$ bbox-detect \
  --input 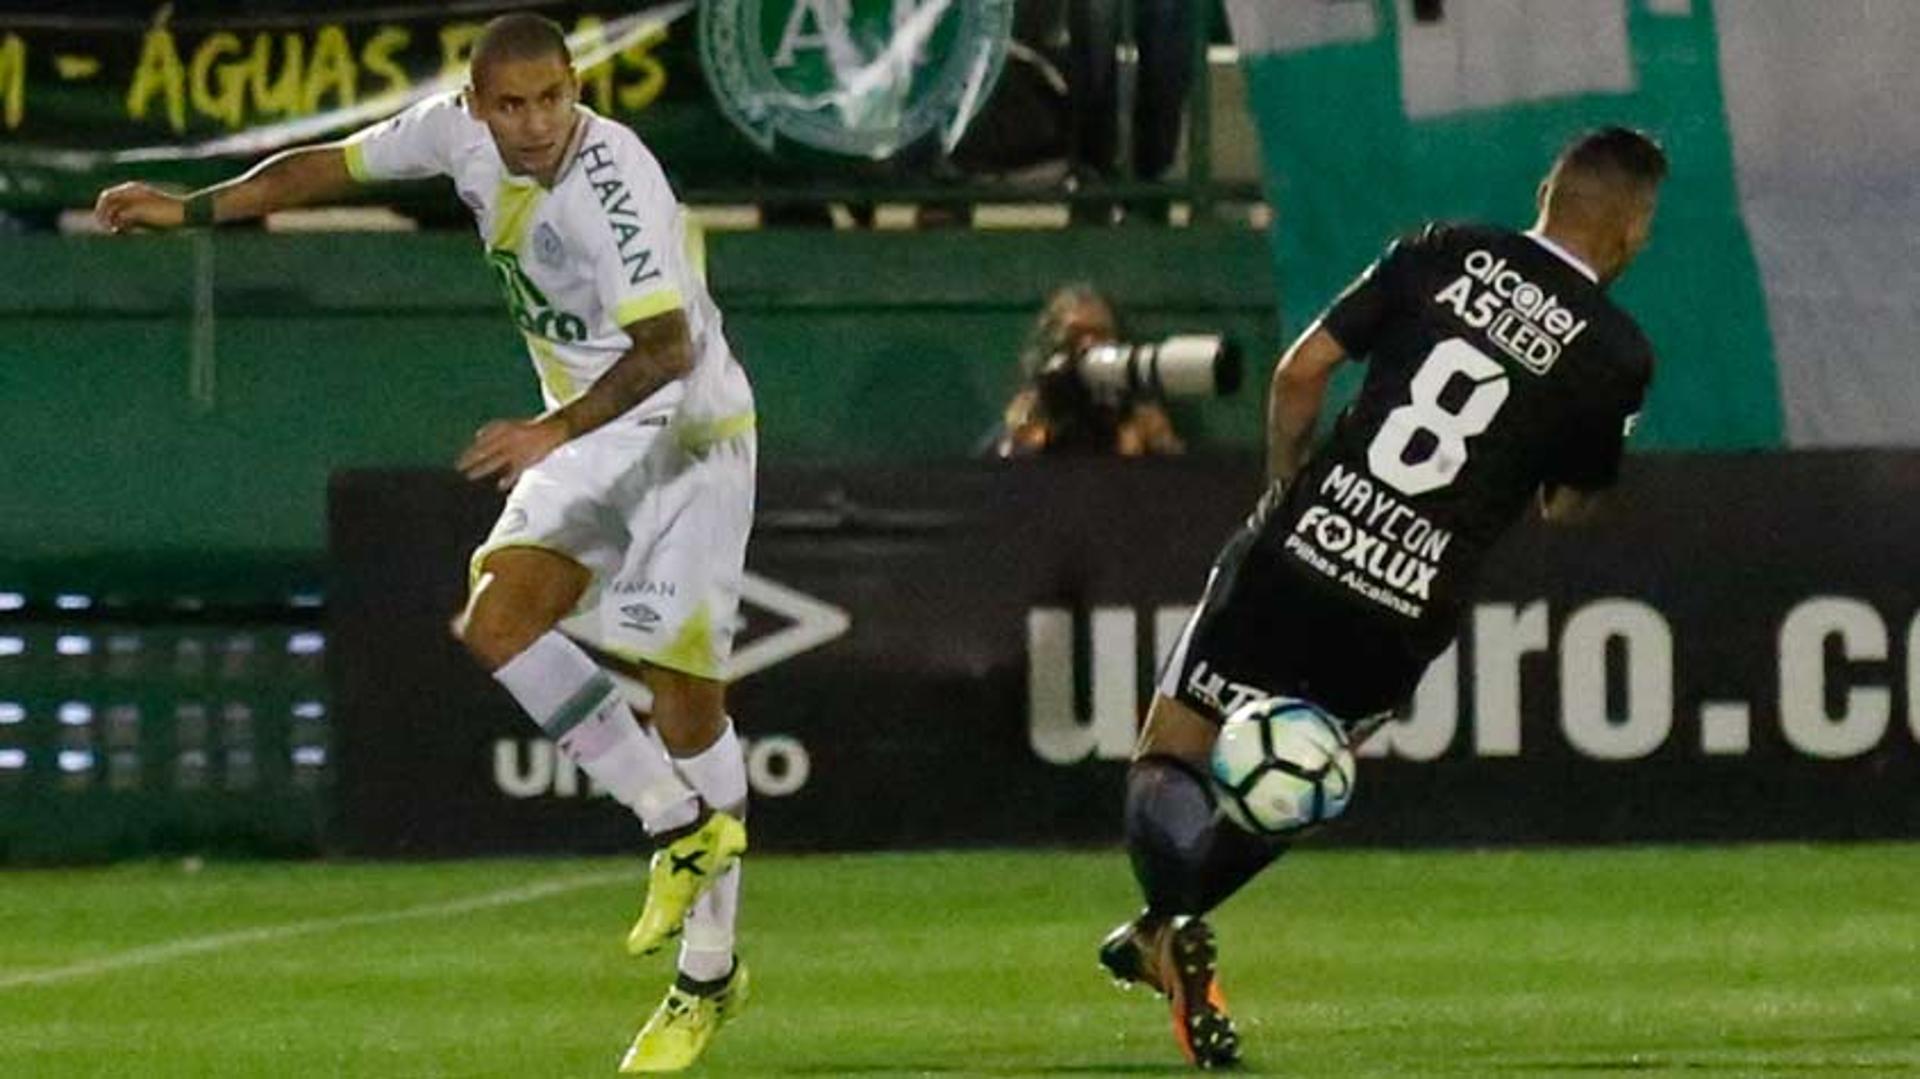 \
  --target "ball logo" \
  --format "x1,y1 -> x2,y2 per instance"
699,0 -> 1013,159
